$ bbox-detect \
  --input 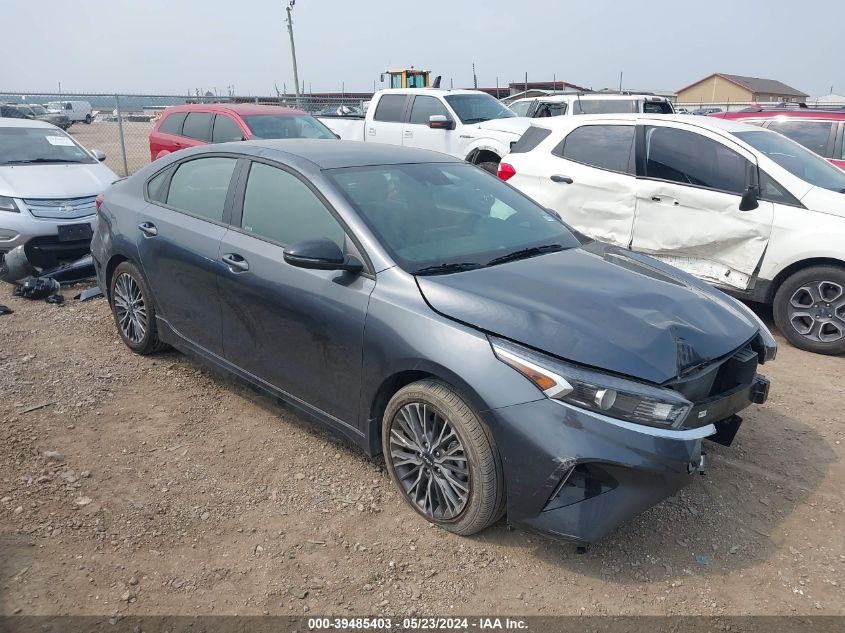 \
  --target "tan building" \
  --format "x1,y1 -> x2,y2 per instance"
677,73 -> 808,104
